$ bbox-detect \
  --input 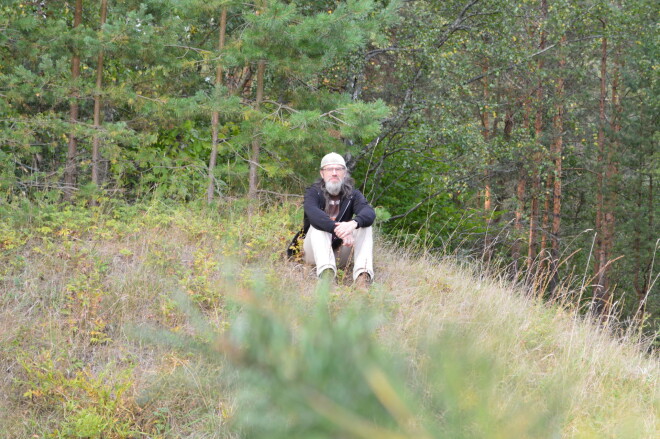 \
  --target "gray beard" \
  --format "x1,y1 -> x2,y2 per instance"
315,174 -> 353,198
325,180 -> 342,196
